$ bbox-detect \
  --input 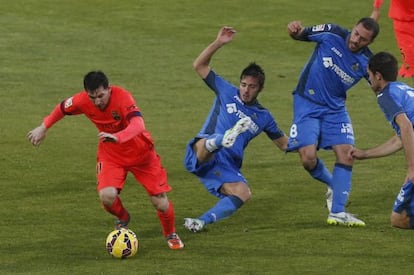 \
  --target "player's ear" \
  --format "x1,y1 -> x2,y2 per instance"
375,71 -> 382,81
